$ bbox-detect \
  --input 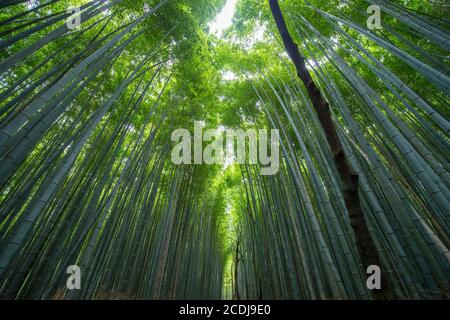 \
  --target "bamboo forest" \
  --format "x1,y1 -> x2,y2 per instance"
0,0 -> 449,301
